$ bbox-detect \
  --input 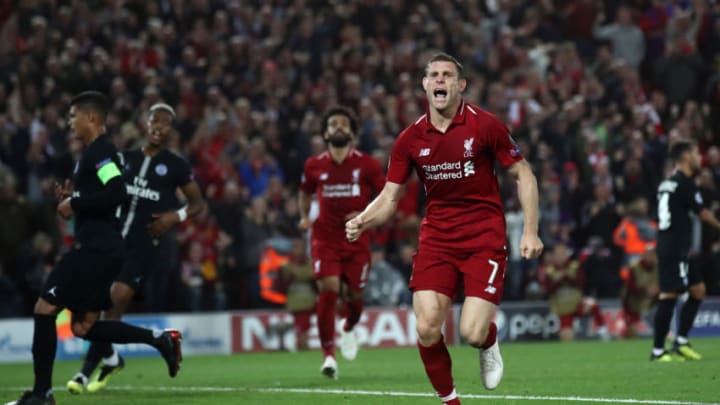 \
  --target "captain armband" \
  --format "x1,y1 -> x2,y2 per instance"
96,158 -> 122,185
